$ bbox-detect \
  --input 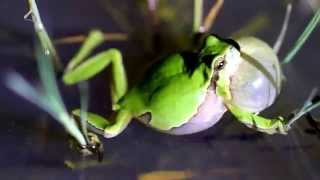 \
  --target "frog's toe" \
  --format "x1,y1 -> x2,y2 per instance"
103,129 -> 120,138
